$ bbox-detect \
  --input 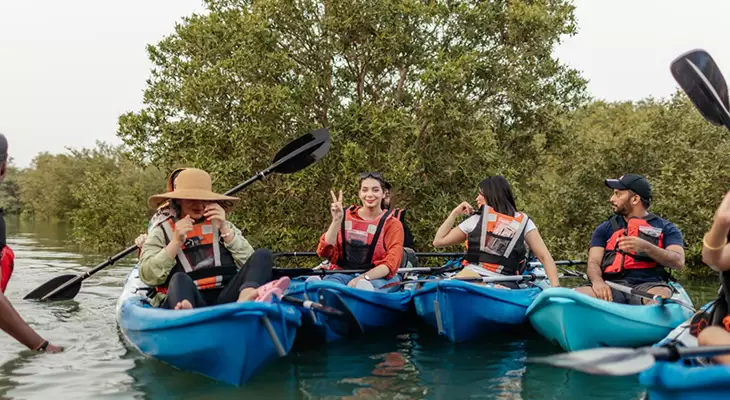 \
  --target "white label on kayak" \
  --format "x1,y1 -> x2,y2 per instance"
202,224 -> 213,234
367,224 -> 377,234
